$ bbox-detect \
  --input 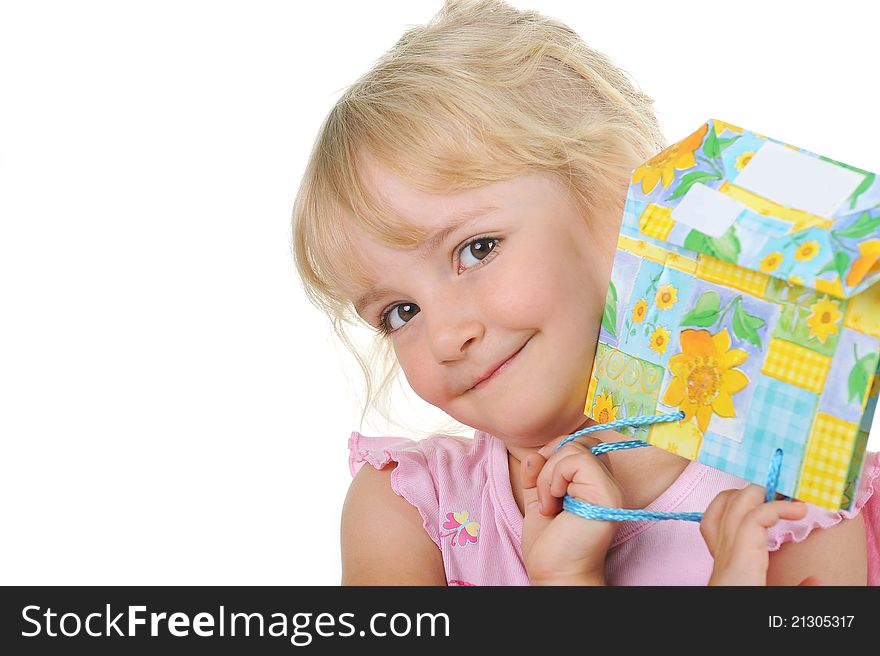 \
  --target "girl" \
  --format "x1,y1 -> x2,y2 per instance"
292,0 -> 879,585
